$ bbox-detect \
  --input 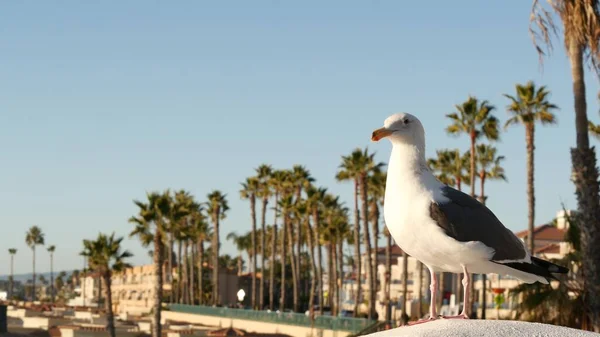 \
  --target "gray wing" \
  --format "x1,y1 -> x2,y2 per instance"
429,185 -> 526,261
